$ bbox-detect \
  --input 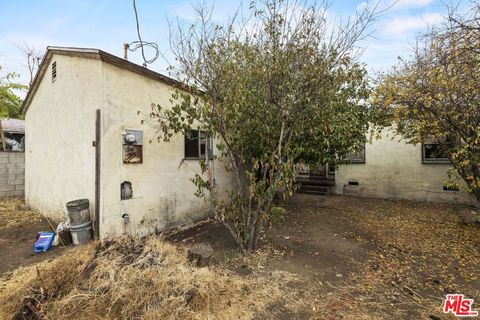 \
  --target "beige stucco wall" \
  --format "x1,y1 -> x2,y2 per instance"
25,54 -> 100,221
98,62 -> 230,238
335,129 -> 477,205
26,53 -> 231,236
